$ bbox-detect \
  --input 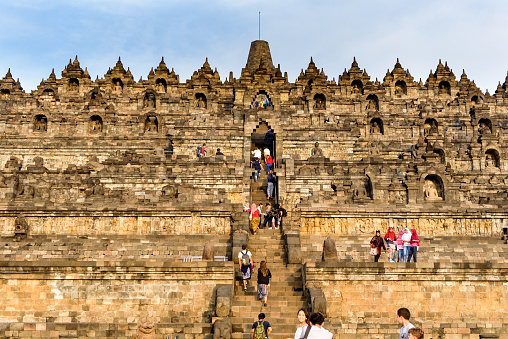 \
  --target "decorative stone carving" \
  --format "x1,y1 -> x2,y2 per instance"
13,177 -> 34,198
424,178 -> 443,201
89,116 -> 103,133
310,142 -> 324,157
163,139 -> 174,156
314,98 -> 323,109
34,115 -> 47,132
161,185 -> 178,198
14,215 -> 29,241
133,317 -> 156,339
213,318 -> 232,339
5,156 -> 22,171
370,121 -> 380,134
353,178 -> 372,200
196,95 -> 206,108
145,116 -> 158,132
86,178 -> 105,196
144,93 -> 155,108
